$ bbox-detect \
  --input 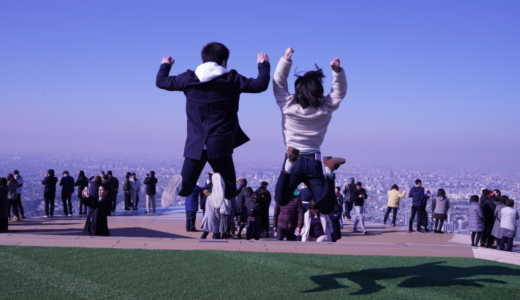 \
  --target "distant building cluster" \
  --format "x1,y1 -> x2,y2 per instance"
1,154 -> 519,241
